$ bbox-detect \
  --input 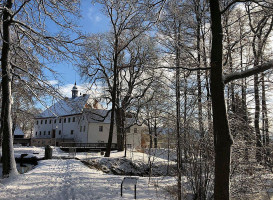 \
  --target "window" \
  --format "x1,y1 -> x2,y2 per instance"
35,132 -> 37,136
45,120 -> 47,124
71,130 -> 74,135
134,128 -> 137,133
36,120 -> 38,125
48,131 -> 50,135
59,118 -> 62,123
73,117 -> 75,122
68,118 -> 71,123
64,118 -> 66,123
80,126 -> 82,132
41,120 -> 43,124
39,131 -> 41,135
83,116 -> 84,120
83,126 -> 86,132
44,131 -> 46,135
59,130 -> 61,135
54,119 -> 56,124
49,120 -> 52,124
99,126 -> 103,132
